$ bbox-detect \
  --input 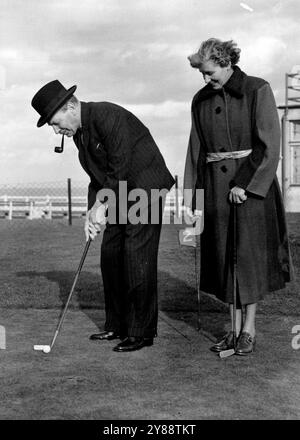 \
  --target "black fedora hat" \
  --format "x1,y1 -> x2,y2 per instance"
31,80 -> 77,127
